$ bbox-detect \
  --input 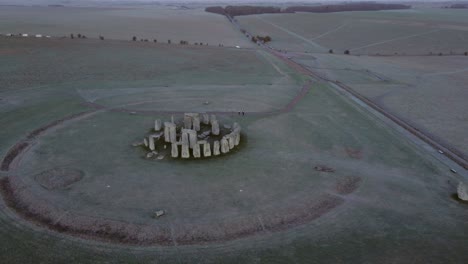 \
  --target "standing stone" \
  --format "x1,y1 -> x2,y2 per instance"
213,141 -> 221,156
458,182 -> 468,201
184,113 -> 192,129
171,143 -> 179,158
193,143 -> 201,158
149,136 -> 155,151
234,131 -> 241,146
181,129 -> 189,146
154,119 -> 162,131
232,122 -> 240,131
187,129 -> 198,149
168,124 -> 177,143
181,144 -> 190,158
164,123 -> 171,143
144,137 -> 149,147
227,134 -> 235,149
202,113 -> 210,125
203,142 -> 211,157
171,115 -> 175,124
210,114 -> 217,124
192,114 -> 201,131
221,137 -> 230,154
211,120 -> 220,135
